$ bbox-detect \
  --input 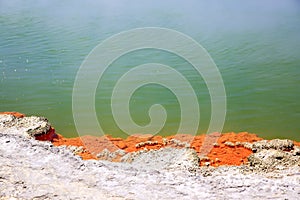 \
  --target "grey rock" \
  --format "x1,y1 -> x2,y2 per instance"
248,148 -> 300,171
67,145 -> 85,154
241,142 -> 253,150
0,114 -> 51,138
199,156 -> 210,162
163,138 -> 191,148
224,141 -> 235,147
135,141 -> 158,148
213,142 -> 220,147
97,148 -> 117,161
248,139 -> 299,172
252,139 -> 294,152
0,114 -> 16,125
292,146 -> 300,156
